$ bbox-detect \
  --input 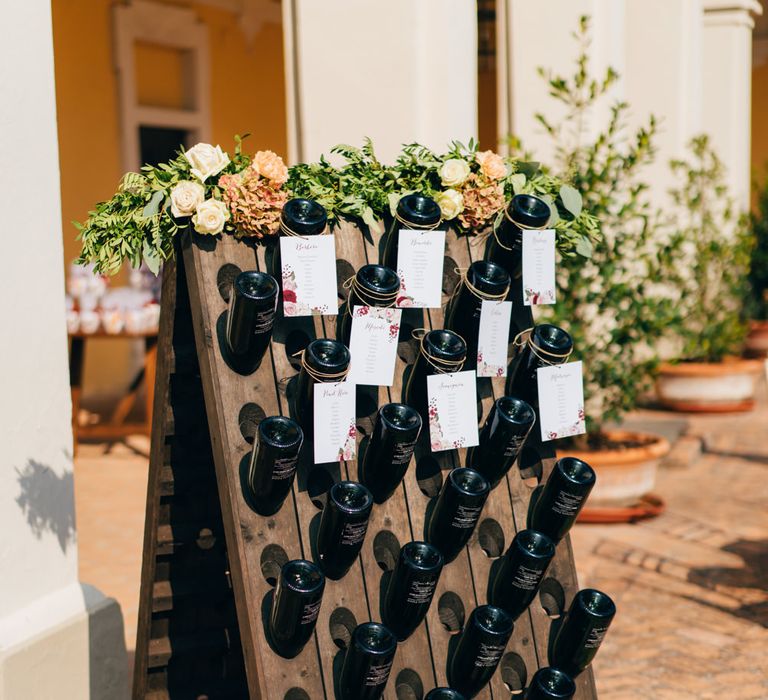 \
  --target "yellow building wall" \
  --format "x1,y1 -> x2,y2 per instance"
752,63 -> 768,179
52,0 -> 287,399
